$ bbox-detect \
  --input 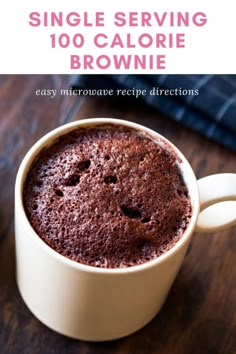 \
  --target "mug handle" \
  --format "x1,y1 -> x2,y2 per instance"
196,173 -> 236,232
